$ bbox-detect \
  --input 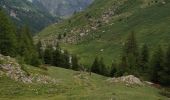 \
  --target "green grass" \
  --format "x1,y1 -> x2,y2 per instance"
0,66 -> 167,100
36,0 -> 170,66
